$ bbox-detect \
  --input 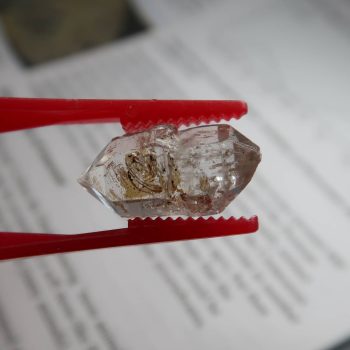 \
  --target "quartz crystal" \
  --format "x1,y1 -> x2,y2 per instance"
78,124 -> 261,217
